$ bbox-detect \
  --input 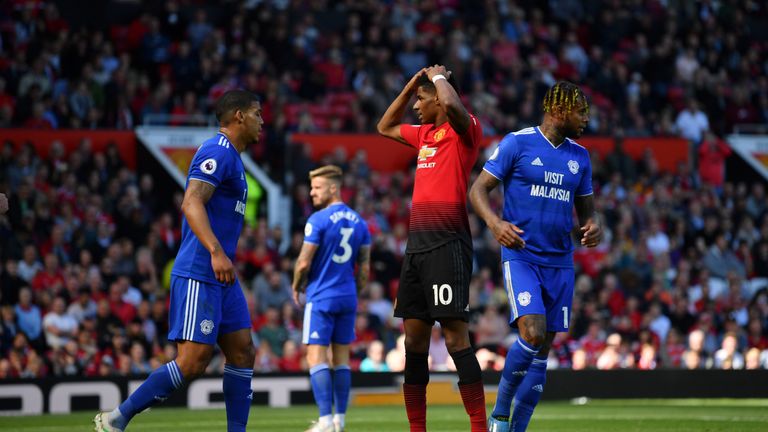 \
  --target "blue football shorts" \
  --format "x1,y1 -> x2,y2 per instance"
502,260 -> 575,332
168,275 -> 251,345
302,295 -> 357,346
